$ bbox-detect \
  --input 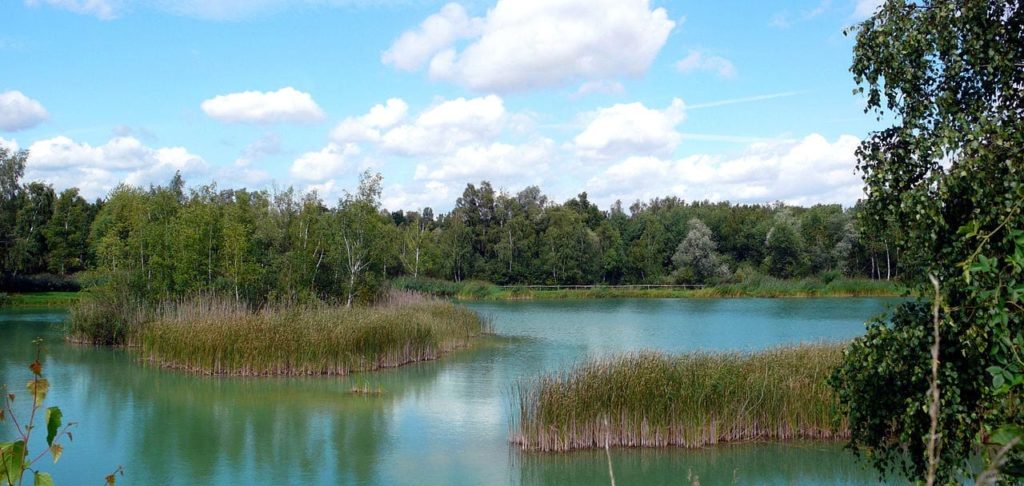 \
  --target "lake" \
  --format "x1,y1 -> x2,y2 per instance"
0,298 -> 902,485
